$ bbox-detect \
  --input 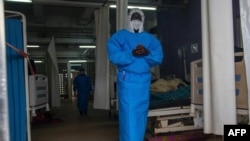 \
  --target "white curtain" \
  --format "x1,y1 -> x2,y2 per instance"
116,0 -> 128,30
93,6 -> 110,110
47,36 -> 60,107
239,0 -> 250,123
0,1 -> 10,141
201,0 -> 237,135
